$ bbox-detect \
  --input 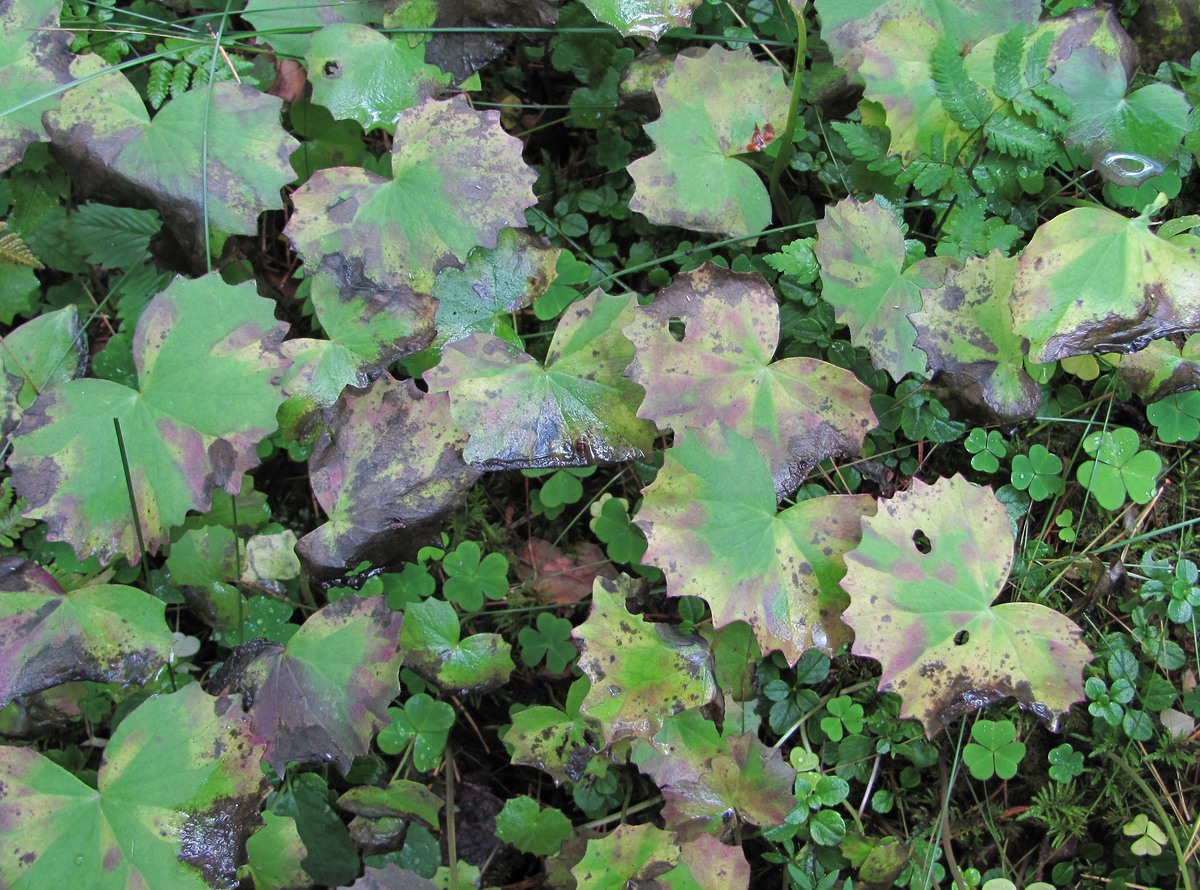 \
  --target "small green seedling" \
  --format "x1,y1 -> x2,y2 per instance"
820,695 -> 865,742
965,428 -> 1007,473
1076,426 -> 1162,511
377,693 -> 456,772
961,719 -> 1025,781
589,496 -> 648,565
1010,444 -> 1064,502
1123,814 -> 1167,856
1054,509 -> 1076,543
519,611 -> 578,673
1140,552 -> 1200,625
1146,390 -> 1200,443
442,540 -> 509,611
